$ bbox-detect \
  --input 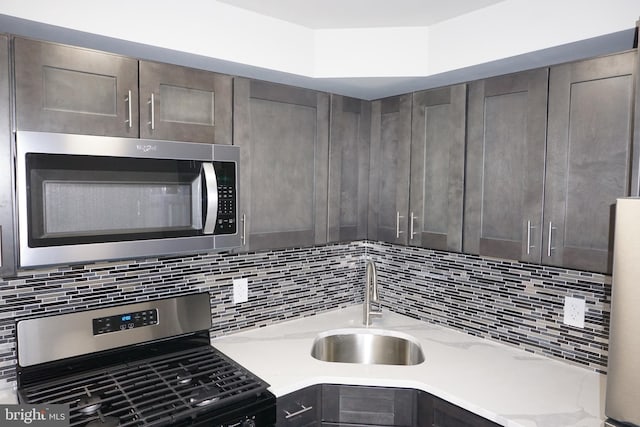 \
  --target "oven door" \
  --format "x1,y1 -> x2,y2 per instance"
16,131 -> 238,267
